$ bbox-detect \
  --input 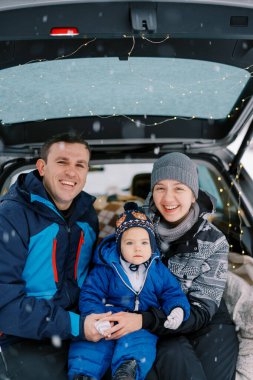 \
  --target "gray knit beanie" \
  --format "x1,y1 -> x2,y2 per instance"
151,152 -> 199,198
